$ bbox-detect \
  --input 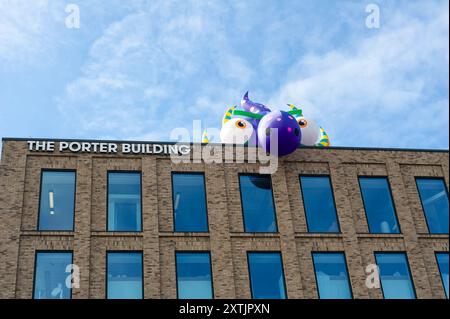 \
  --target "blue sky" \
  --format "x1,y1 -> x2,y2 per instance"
0,0 -> 448,151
